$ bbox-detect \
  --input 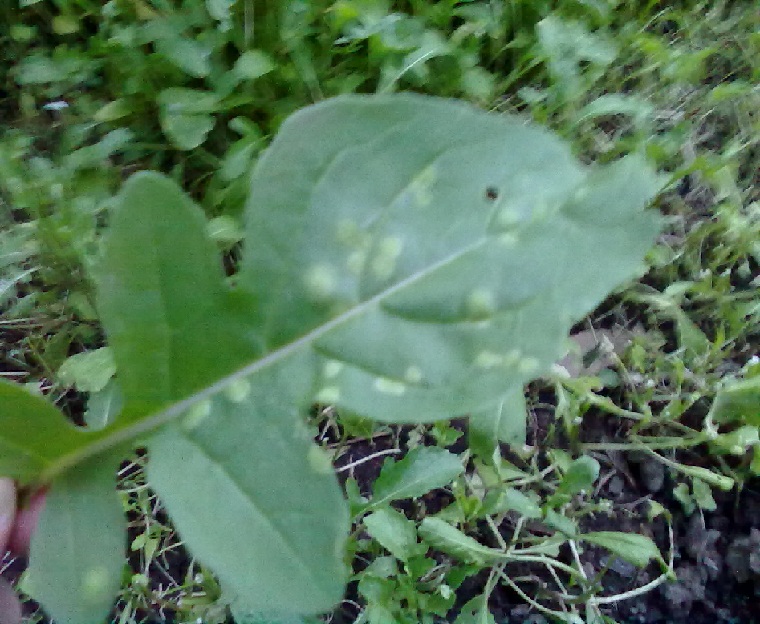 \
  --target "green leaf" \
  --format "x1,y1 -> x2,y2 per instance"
543,509 -> 577,537
672,482 -> 695,515
556,455 -> 600,497
418,517 -> 501,565
157,87 -> 220,115
66,129 -> 134,170
581,531 -> 661,568
632,292 -> 710,357
576,94 -> 654,129
220,138 -> 258,182
537,16 -> 617,98
357,575 -> 398,624
364,507 -> 420,562
454,593 -> 496,624
369,447 -> 463,509
241,94 -> 661,423
0,380 -> 87,484
160,113 -> 215,151
70,96 -> 658,457
57,347 -> 116,393
94,99 -> 132,123
146,365 -> 348,615
234,50 -> 276,80
157,89 -> 219,150
711,425 -> 759,456
207,215 -> 245,248
156,36 -> 212,78
469,387 -> 526,458
206,0 -> 236,25
491,487 -> 542,519
751,448 -> 760,475
708,376 -> 760,426
24,455 -> 126,624
96,172 -> 260,416
84,380 -> 123,431
691,478 -> 717,511
14,53 -> 84,84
